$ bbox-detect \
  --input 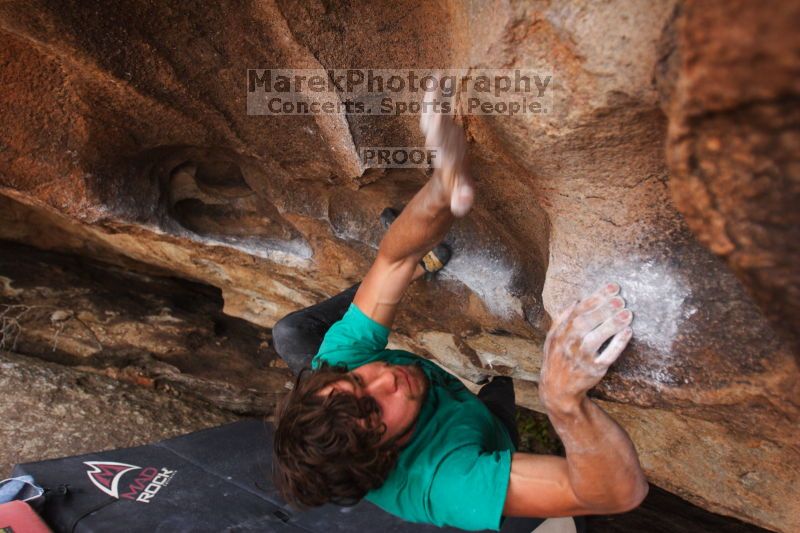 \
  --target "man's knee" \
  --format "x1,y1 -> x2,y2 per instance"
272,314 -> 304,359
272,313 -> 321,376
